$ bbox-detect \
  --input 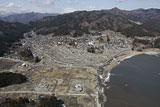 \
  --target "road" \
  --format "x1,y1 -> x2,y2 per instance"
0,91 -> 96,96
